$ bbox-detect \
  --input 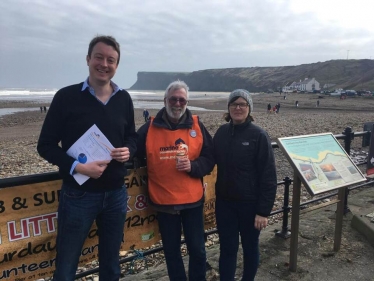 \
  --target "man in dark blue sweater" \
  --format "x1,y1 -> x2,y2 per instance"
37,35 -> 137,280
